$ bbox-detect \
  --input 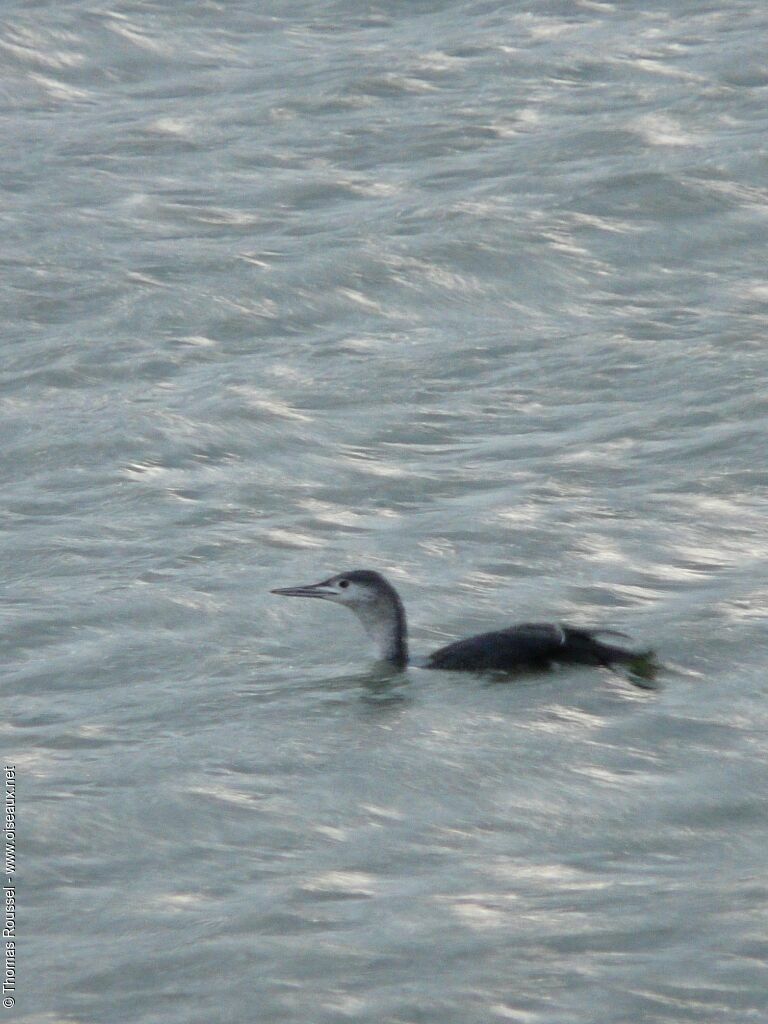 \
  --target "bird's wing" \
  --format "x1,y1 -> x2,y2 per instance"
426,623 -> 569,672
